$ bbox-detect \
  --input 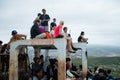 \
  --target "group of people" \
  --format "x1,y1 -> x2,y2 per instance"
0,8 -> 89,55
66,58 -> 120,80
30,55 -> 58,80
31,8 -> 88,53
0,8 -> 90,80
